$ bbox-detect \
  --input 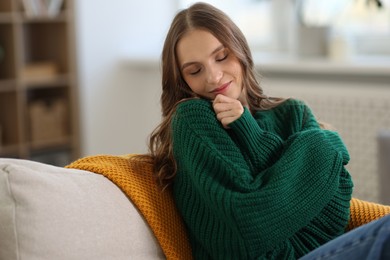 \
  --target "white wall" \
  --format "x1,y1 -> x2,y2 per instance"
74,0 -> 176,156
